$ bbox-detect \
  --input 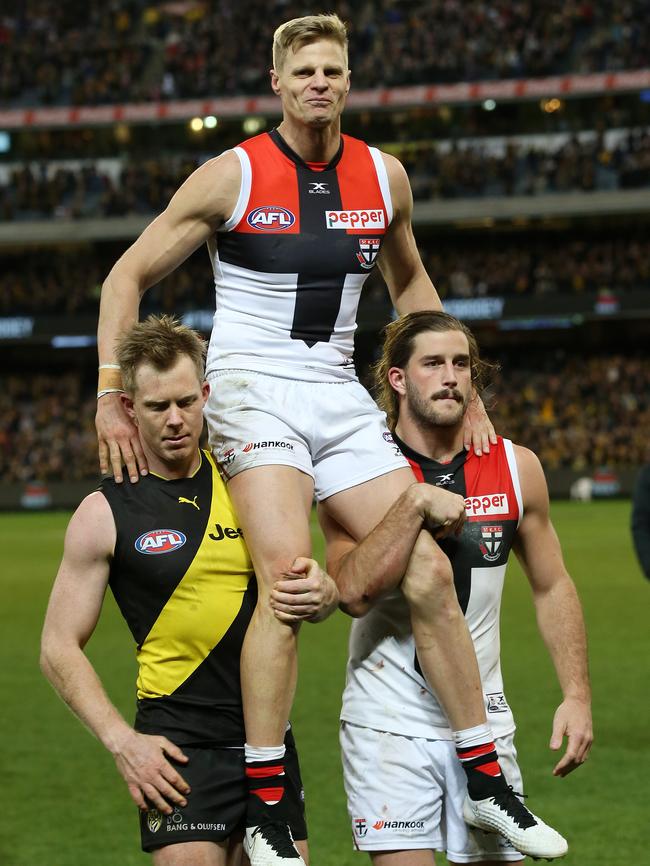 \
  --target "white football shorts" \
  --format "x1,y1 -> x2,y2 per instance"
204,369 -> 408,501
341,721 -> 524,863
